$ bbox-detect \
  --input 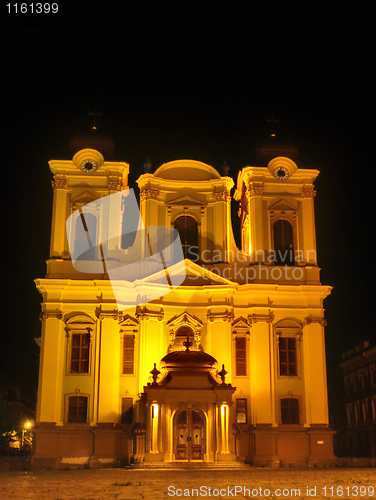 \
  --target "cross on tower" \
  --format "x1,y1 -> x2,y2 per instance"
266,114 -> 279,137
88,108 -> 102,131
